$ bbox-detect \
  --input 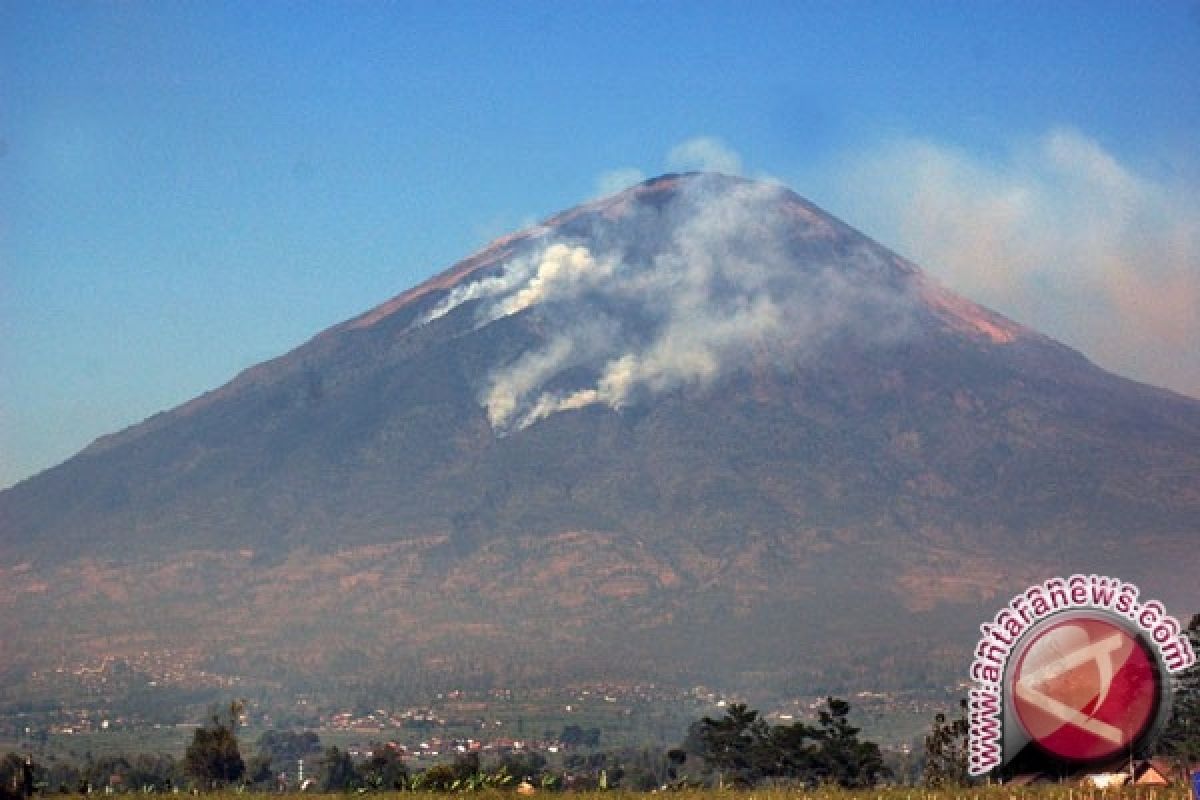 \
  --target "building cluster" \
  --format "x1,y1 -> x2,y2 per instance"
26,651 -> 242,695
